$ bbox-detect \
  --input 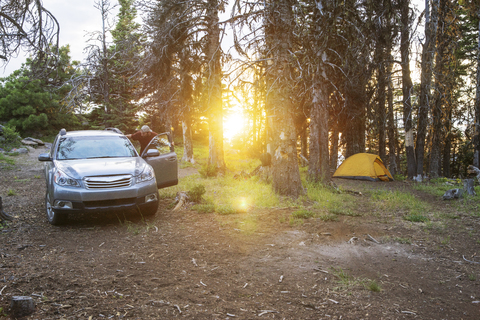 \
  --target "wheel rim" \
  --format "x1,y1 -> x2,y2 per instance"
45,193 -> 54,221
